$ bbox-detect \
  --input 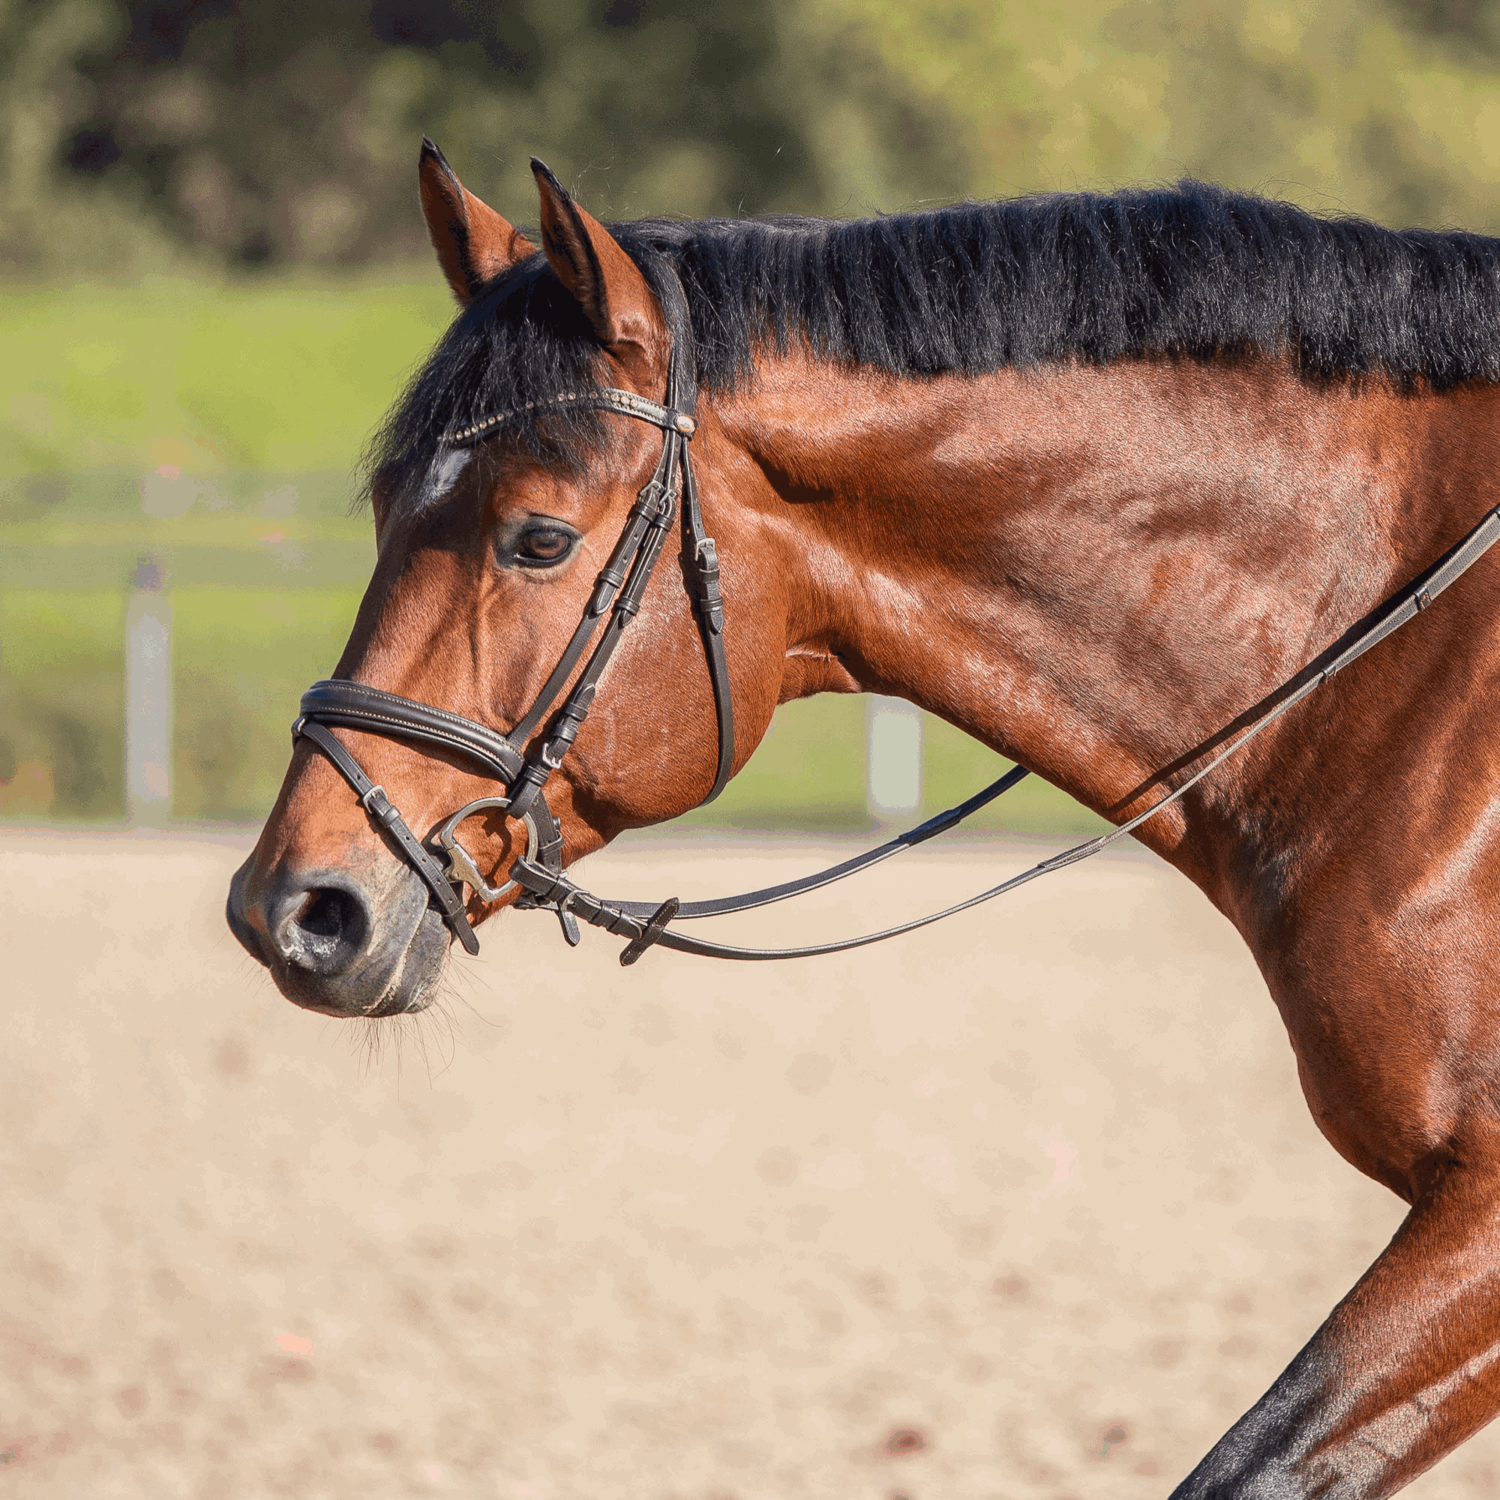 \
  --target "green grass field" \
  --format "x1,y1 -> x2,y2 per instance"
0,279 -> 1105,835
0,278 -> 453,479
